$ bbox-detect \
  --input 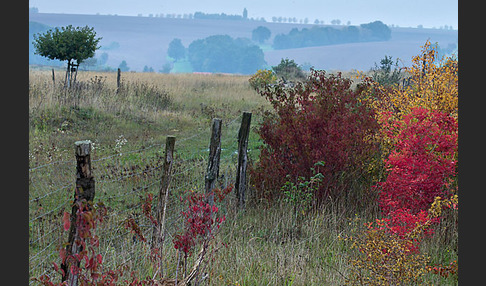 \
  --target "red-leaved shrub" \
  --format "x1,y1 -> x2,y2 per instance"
375,107 -> 458,216
251,70 -> 380,204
